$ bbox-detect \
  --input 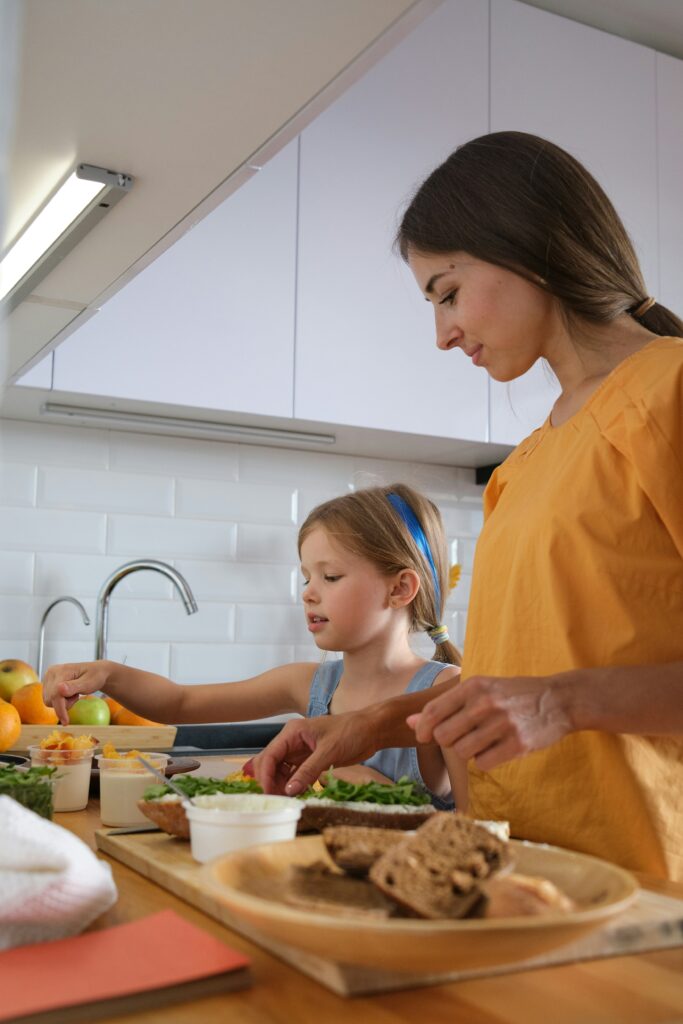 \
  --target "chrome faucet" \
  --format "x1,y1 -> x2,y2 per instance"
38,596 -> 91,678
95,559 -> 198,660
